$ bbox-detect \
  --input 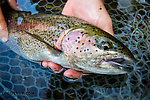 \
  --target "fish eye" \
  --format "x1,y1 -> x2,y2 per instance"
102,43 -> 110,50
100,41 -> 113,50
103,45 -> 109,50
